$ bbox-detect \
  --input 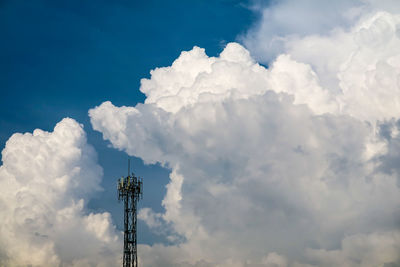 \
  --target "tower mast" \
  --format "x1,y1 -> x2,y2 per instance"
118,159 -> 143,267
